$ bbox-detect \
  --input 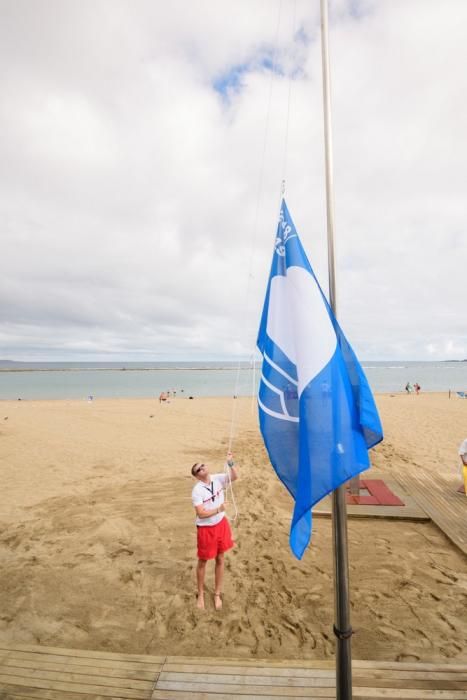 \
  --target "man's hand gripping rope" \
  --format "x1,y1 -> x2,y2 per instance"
224,451 -> 239,521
